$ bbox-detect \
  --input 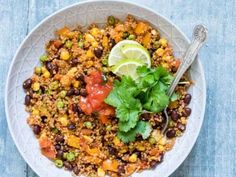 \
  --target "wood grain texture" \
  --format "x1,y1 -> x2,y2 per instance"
0,0 -> 235,177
